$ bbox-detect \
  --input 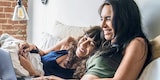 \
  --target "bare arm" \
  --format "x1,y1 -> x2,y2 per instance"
19,55 -> 41,76
32,75 -> 64,80
41,36 -> 75,55
81,37 -> 147,80
19,36 -> 76,56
